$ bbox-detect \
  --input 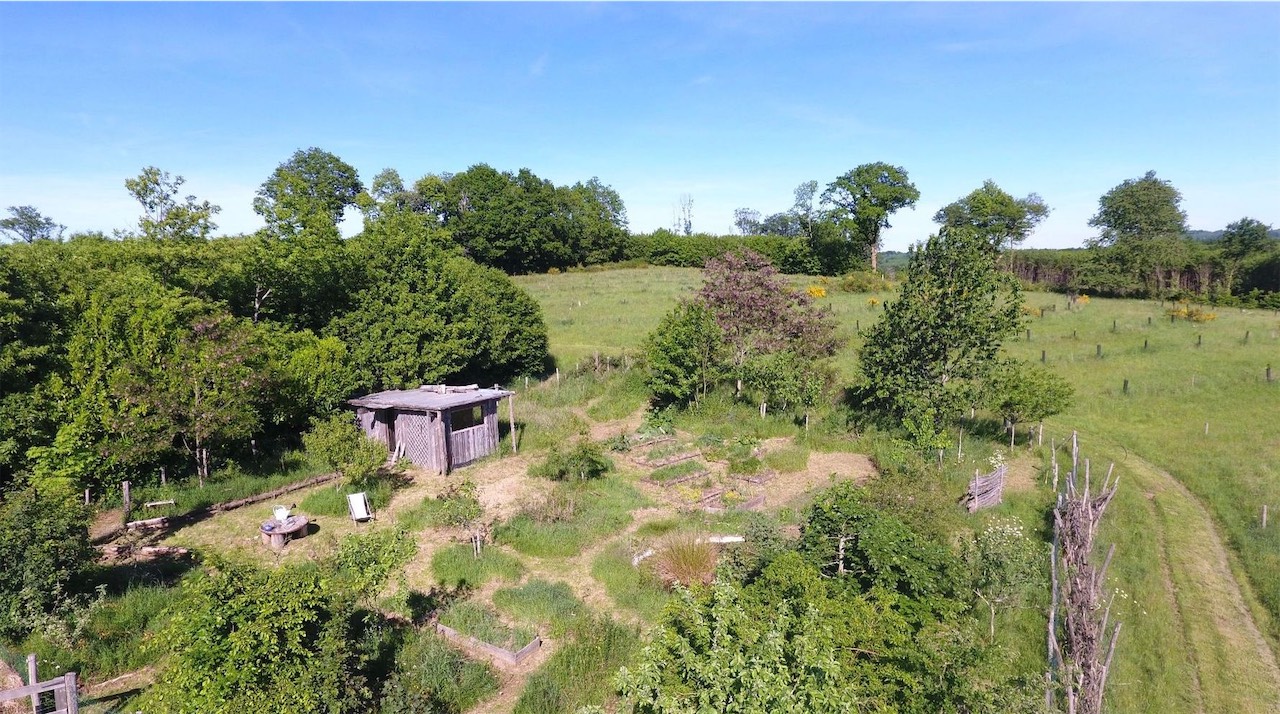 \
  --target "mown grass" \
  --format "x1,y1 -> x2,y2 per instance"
590,542 -> 670,623
493,579 -> 585,634
495,476 -> 649,558
512,615 -> 641,714
430,544 -> 524,590
438,600 -> 536,650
